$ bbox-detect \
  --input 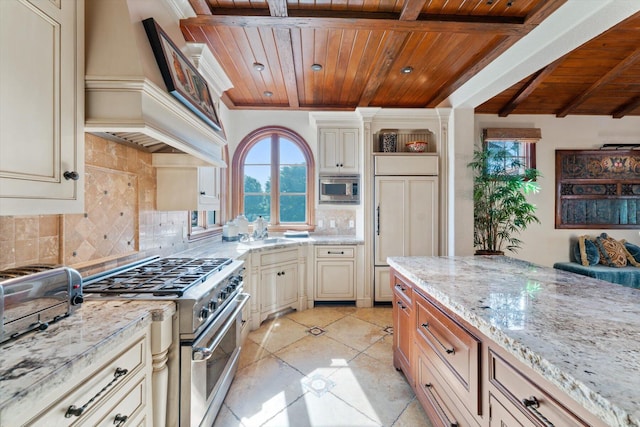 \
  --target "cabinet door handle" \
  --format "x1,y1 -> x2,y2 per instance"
376,205 -> 380,235
327,251 -> 344,255
423,383 -> 458,427
65,367 -> 129,418
395,283 -> 406,292
63,170 -> 80,181
114,414 -> 129,426
336,163 -> 340,167
522,396 -> 555,427
200,191 -> 206,195
396,300 -> 407,310
421,322 -> 455,355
